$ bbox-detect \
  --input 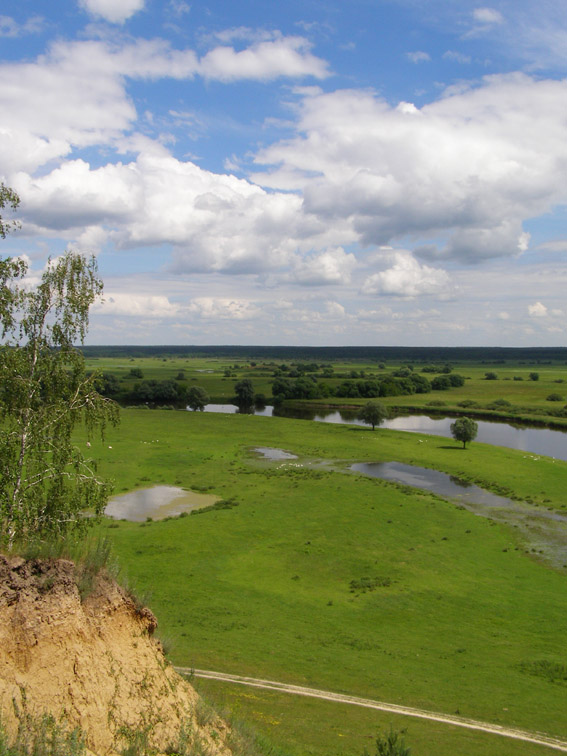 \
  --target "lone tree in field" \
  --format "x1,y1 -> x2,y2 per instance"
450,417 -> 478,449
187,385 -> 209,411
234,378 -> 255,407
359,401 -> 388,430
0,248 -> 119,547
